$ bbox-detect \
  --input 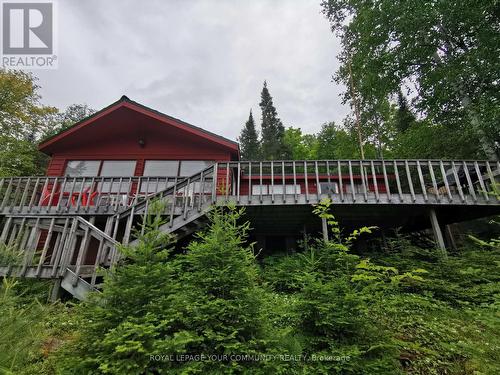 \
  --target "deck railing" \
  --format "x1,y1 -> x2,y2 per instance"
0,160 -> 499,217
117,159 -> 500,235
0,175 -> 186,215
0,159 -> 498,293
0,216 -> 118,286
213,159 -> 500,206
